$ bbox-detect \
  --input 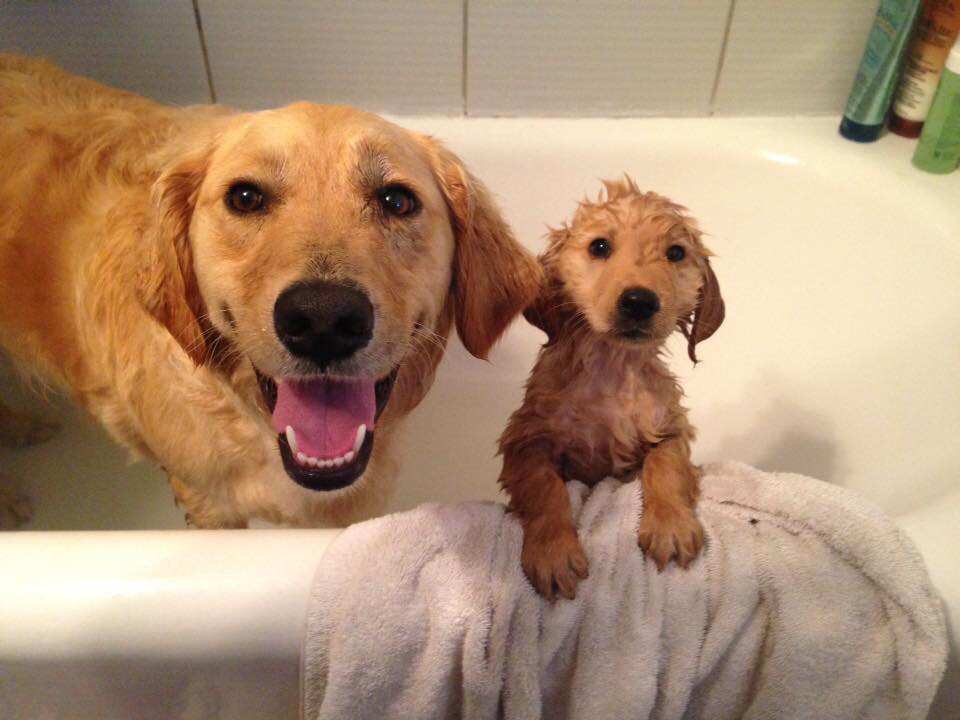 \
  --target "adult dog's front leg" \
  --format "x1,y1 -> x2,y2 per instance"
636,435 -> 704,571
500,442 -> 588,600
169,473 -> 248,529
